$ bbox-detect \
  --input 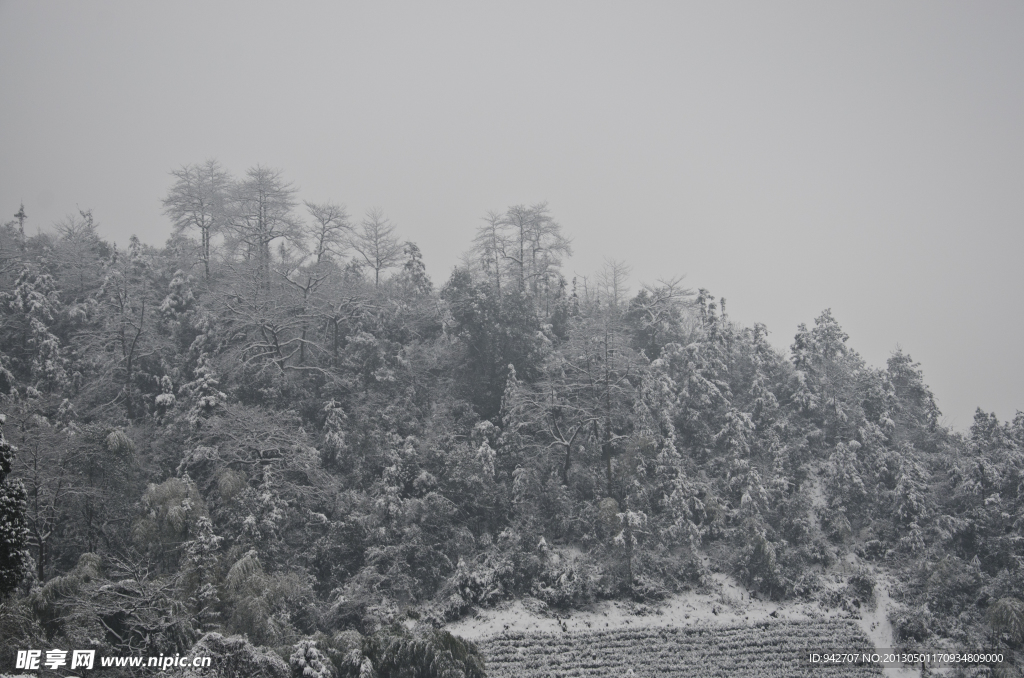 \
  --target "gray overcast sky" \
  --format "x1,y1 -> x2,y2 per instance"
1,1 -> 1022,429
